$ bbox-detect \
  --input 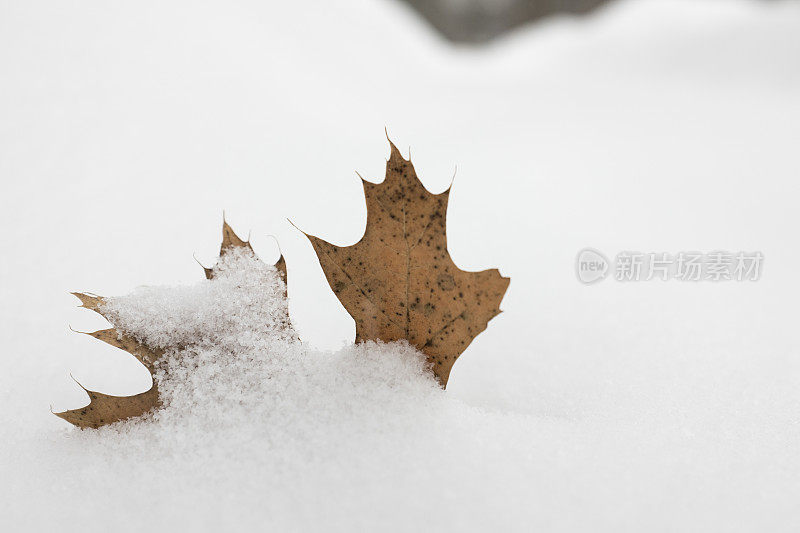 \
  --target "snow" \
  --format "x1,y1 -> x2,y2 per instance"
2,0 -> 800,531
71,251 -> 453,531
100,247 -> 293,350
